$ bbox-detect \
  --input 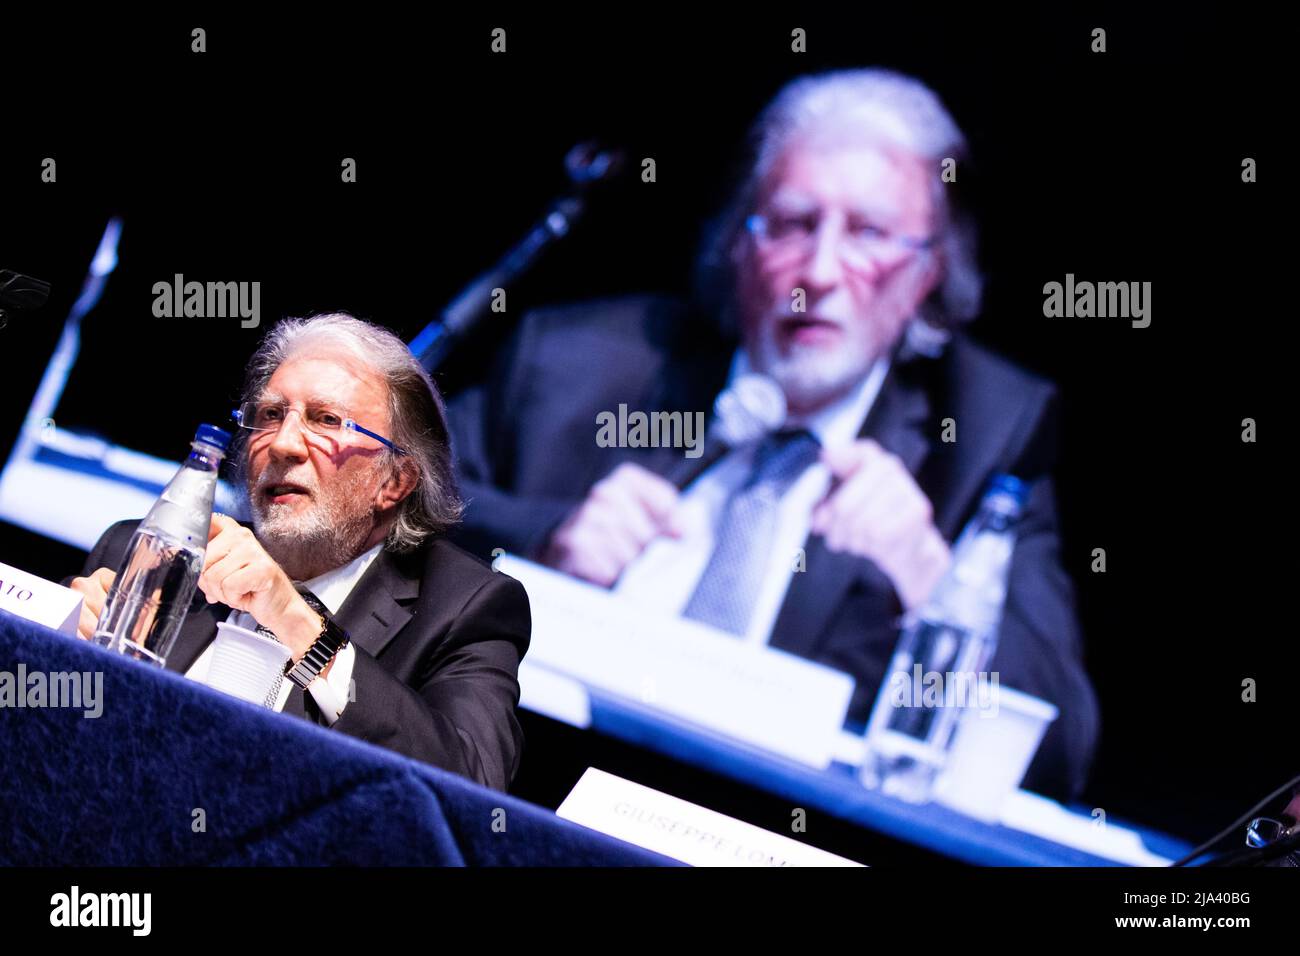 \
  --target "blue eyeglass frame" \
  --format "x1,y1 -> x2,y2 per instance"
231,405 -> 409,456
